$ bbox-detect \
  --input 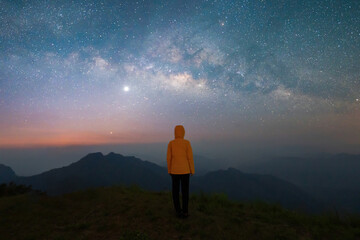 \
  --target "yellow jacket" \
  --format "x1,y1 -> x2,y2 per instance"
167,125 -> 195,174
